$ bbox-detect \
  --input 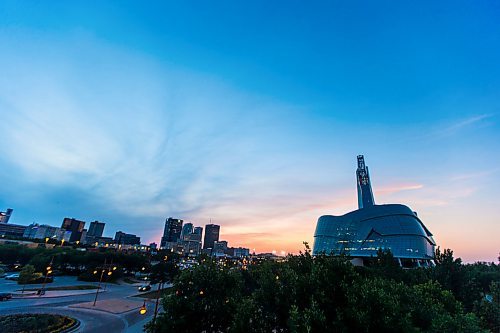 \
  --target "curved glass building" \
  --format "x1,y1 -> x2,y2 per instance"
313,156 -> 436,267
